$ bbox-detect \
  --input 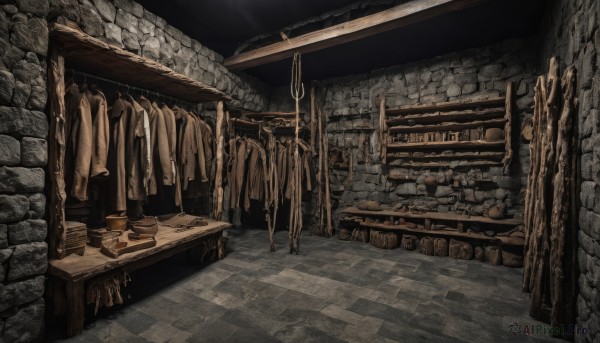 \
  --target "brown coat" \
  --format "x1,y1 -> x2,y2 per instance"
160,104 -> 177,185
125,96 -> 147,201
64,83 -> 92,201
140,99 -> 171,195
108,96 -> 128,212
85,89 -> 110,181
